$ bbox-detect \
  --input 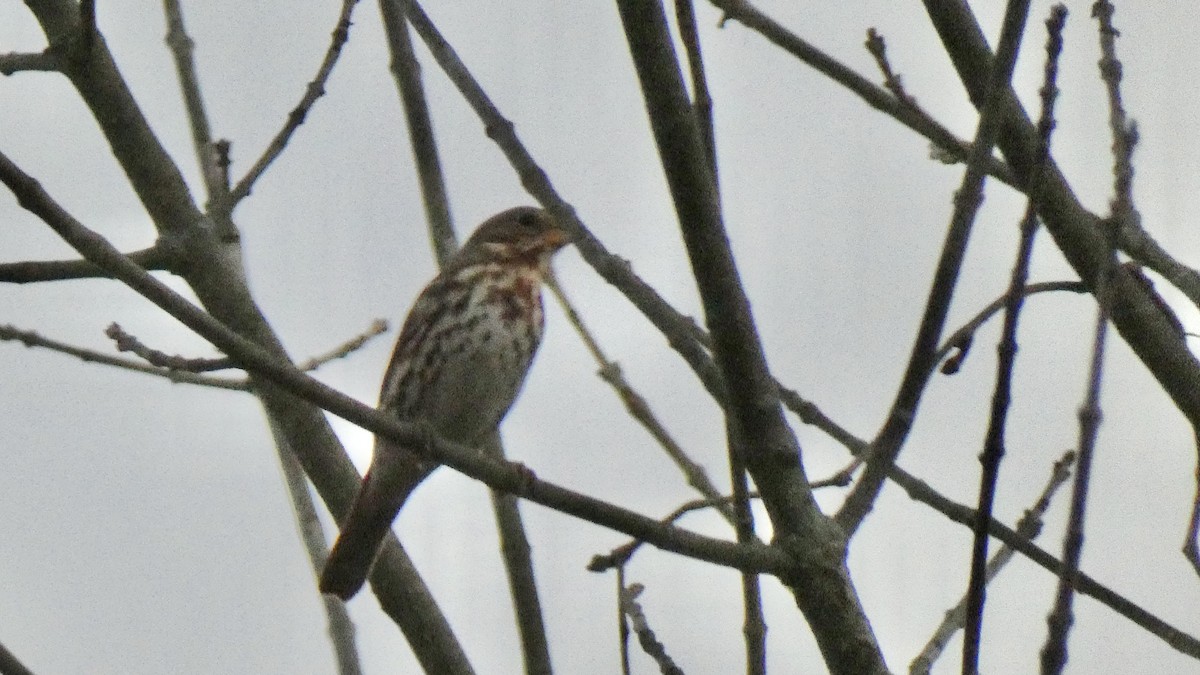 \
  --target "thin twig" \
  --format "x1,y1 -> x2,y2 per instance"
937,281 -> 1087,373
620,583 -> 686,675
266,417 -> 363,675
1041,4 -> 1131,670
839,0 -> 1034,538
0,323 -> 248,390
889,462 -> 1200,659
230,0 -> 360,204
864,28 -> 917,107
710,0 -> 1018,187
964,6 -> 1064,671
105,322 -> 237,372
295,319 -> 389,372
546,275 -> 734,524
910,450 -> 1075,674
162,0 -> 233,221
